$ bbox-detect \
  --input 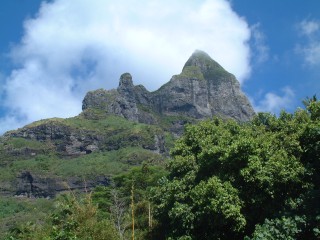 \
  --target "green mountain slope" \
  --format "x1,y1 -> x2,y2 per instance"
0,51 -> 255,237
